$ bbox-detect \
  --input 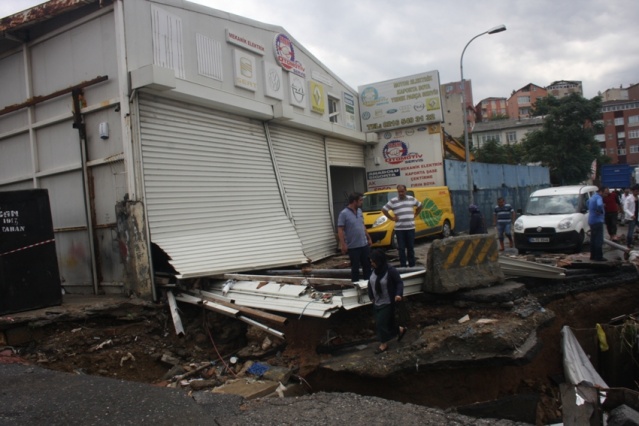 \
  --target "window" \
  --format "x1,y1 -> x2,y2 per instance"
618,132 -> 626,139
629,115 -> 639,125
328,96 -> 339,123
630,145 -> 639,154
481,134 -> 501,143
618,148 -> 627,155
446,85 -> 454,93
518,96 -> 531,104
629,130 -> 639,139
519,107 -> 531,116
607,133 -> 614,140
601,148 -> 607,155
595,134 -> 605,142
507,131 -> 517,143
615,117 -> 624,126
